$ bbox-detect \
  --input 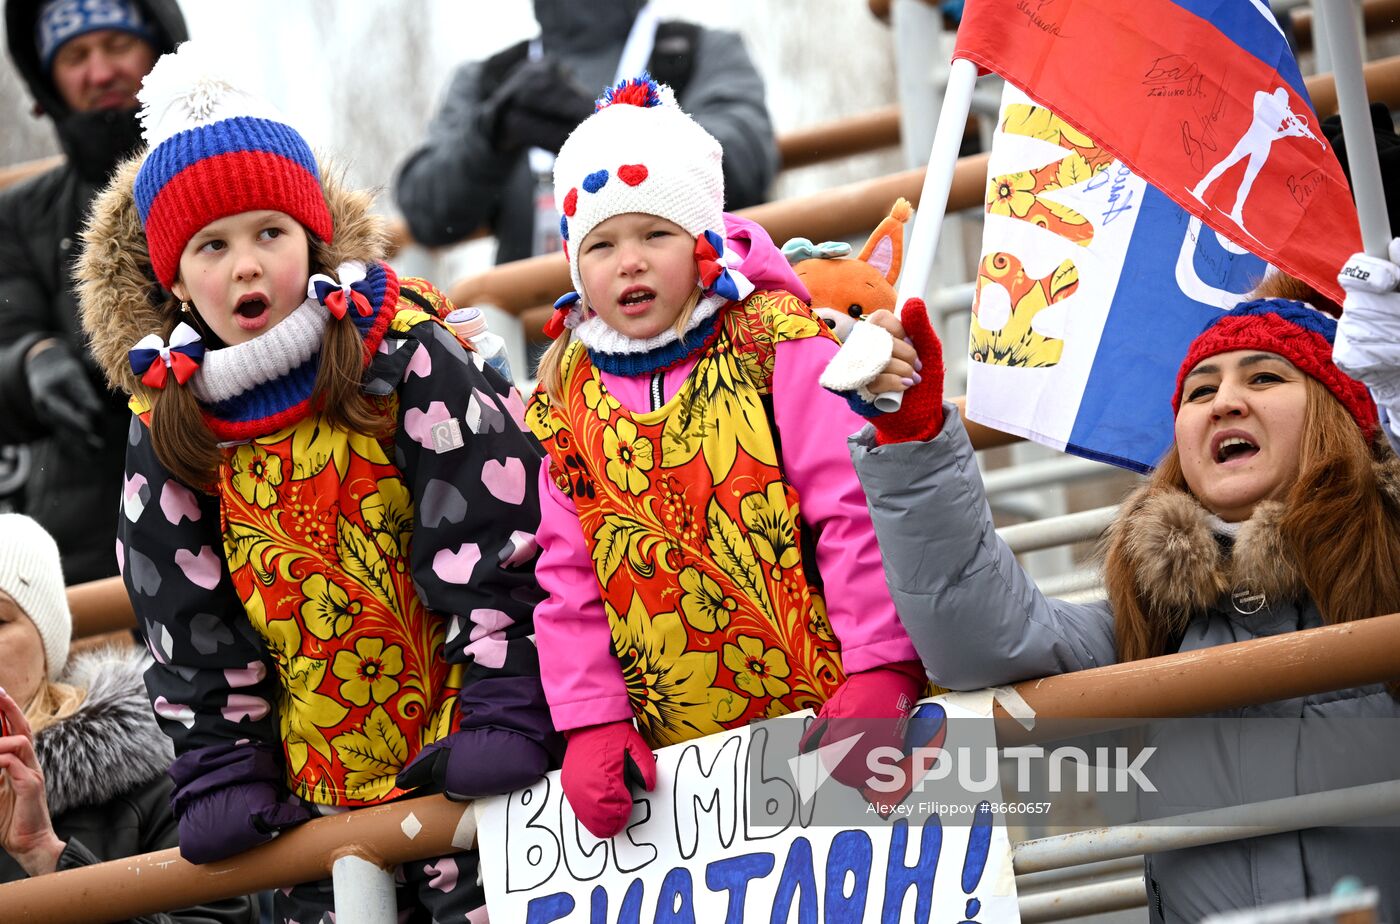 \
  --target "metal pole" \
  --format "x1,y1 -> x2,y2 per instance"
1312,0 -> 1334,75
891,0 -> 944,171
897,56 -> 980,312
877,55 -> 981,412
1013,779 -> 1400,874
998,505 -> 1118,554
981,455 -> 1122,496
332,855 -> 398,924
1017,874 -> 1147,923
1015,856 -> 1143,892
995,612 -> 1400,746
1318,0 -> 1393,254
